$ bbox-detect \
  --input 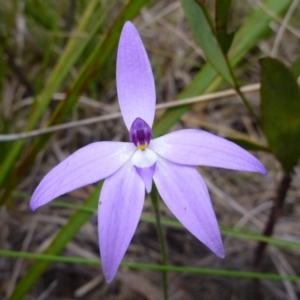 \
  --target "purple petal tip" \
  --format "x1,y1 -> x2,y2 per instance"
212,243 -> 225,259
262,166 -> 268,176
104,273 -> 114,284
29,201 -> 37,212
124,20 -> 134,28
255,160 -> 268,176
218,250 -> 225,259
